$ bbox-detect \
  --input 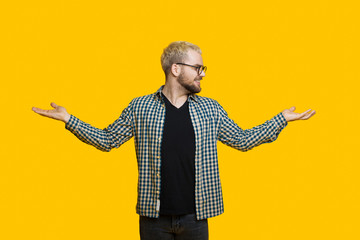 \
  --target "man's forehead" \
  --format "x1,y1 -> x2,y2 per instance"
186,49 -> 203,64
